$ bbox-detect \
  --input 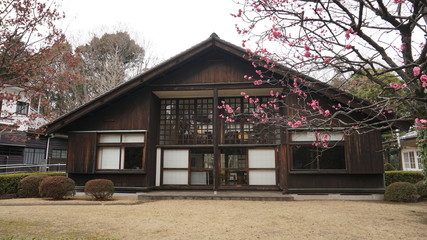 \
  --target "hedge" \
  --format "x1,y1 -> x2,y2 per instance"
384,171 -> 425,186
0,172 -> 66,195
384,163 -> 396,171
415,181 -> 427,200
